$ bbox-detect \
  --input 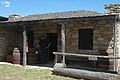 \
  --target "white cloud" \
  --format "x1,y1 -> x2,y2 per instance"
0,1 -> 11,7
